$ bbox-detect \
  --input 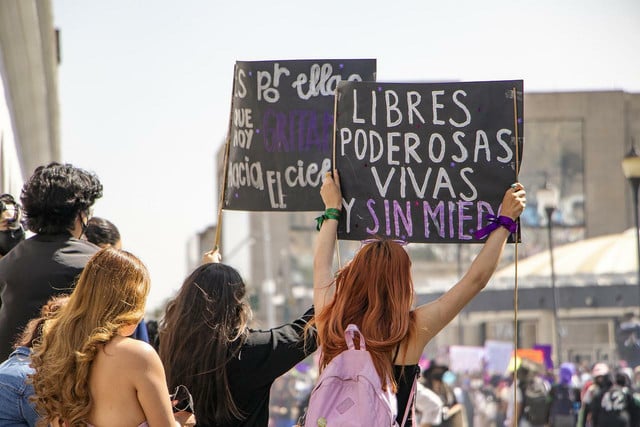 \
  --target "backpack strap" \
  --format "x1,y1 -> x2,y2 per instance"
392,343 -> 401,363
400,375 -> 417,427
345,324 -> 366,350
